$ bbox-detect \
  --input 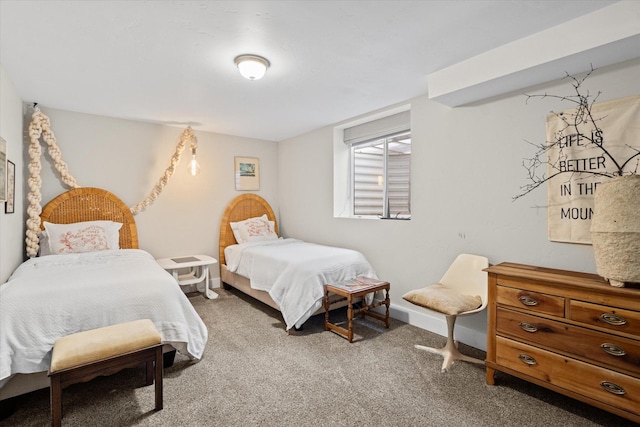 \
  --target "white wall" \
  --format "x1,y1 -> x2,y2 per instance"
278,59 -> 640,350
33,107 -> 279,282
0,65 -> 25,283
